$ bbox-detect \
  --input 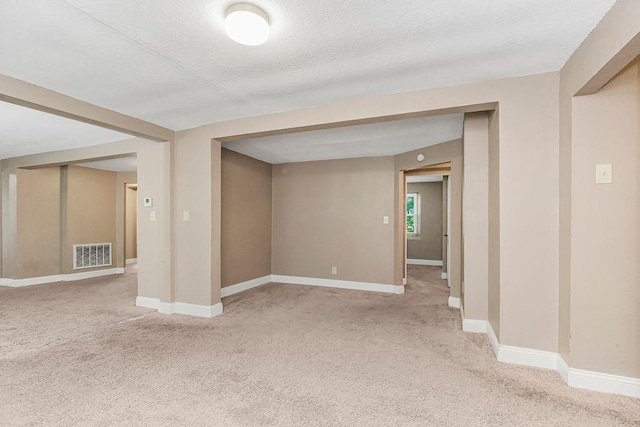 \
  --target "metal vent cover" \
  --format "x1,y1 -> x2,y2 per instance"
73,243 -> 112,270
